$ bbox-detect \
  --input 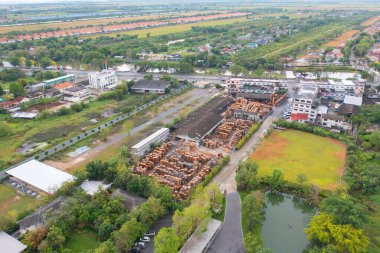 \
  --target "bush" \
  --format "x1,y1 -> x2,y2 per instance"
236,123 -> 260,150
